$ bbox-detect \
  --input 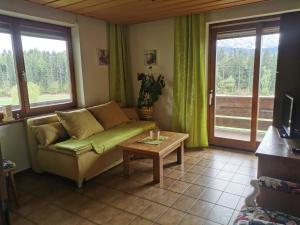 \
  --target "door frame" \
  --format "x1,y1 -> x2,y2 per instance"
208,19 -> 280,151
